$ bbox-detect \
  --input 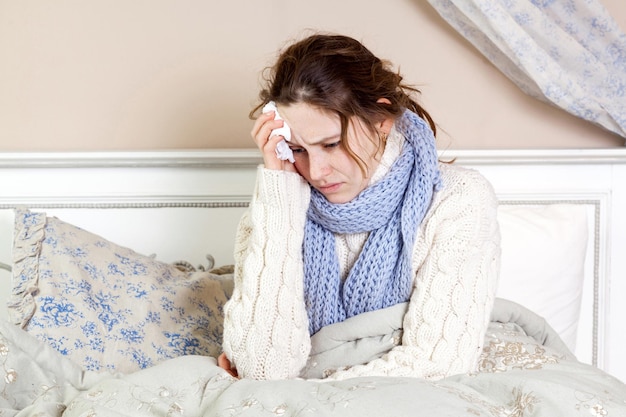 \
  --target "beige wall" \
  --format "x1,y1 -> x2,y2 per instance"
1,1 -> 624,151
